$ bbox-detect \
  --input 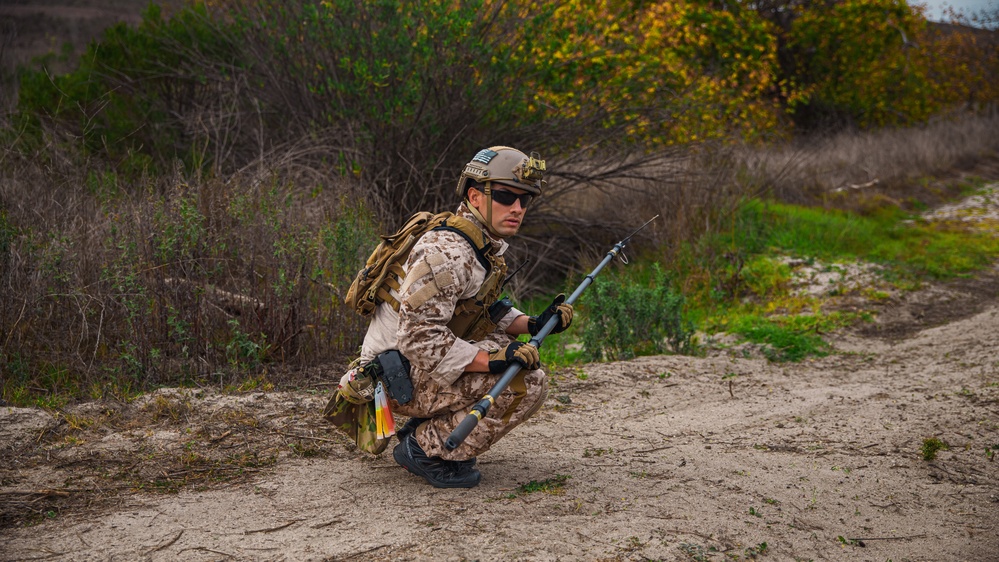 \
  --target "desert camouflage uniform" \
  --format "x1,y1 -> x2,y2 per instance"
359,204 -> 548,461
